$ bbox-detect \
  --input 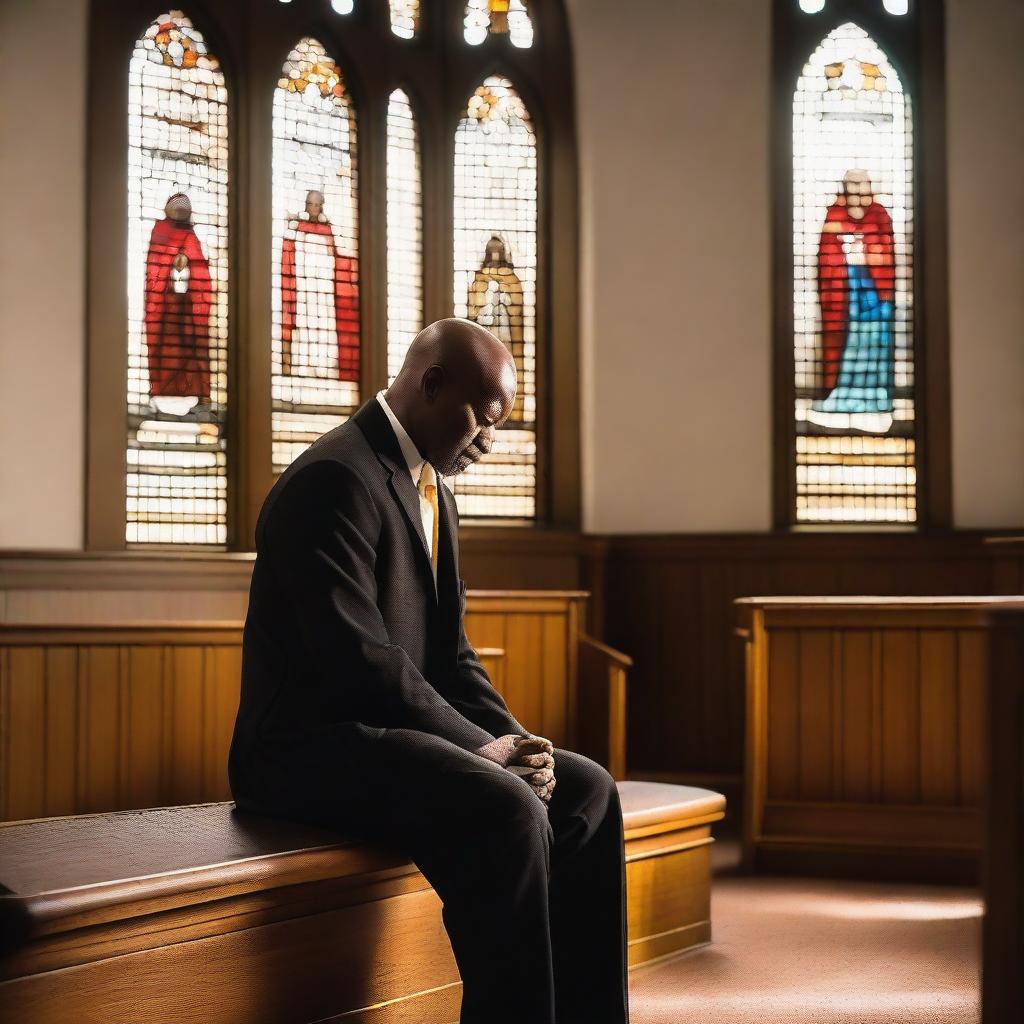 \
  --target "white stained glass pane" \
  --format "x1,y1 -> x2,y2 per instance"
271,37 -> 360,476
386,89 -> 423,384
